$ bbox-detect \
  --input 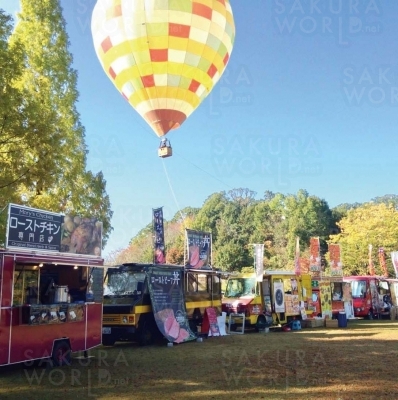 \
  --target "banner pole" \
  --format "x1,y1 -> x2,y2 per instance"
210,233 -> 213,268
